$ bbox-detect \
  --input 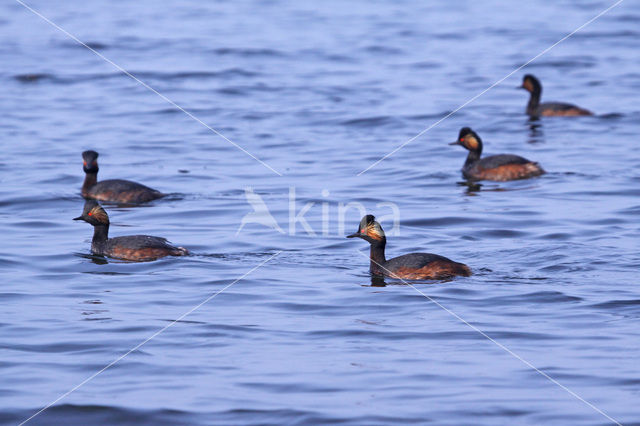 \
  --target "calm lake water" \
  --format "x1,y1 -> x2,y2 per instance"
1,0 -> 639,424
